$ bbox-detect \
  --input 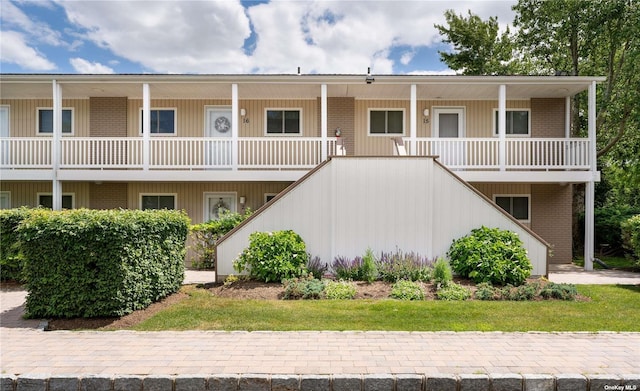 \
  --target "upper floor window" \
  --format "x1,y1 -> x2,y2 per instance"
37,108 -> 73,135
38,193 -> 74,209
494,109 -> 530,136
141,194 -> 176,210
266,109 -> 301,135
495,195 -> 530,222
140,108 -> 176,135
369,109 -> 404,135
